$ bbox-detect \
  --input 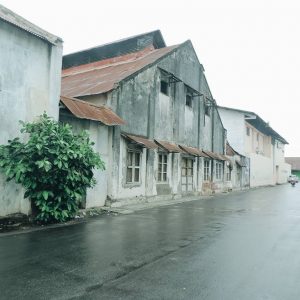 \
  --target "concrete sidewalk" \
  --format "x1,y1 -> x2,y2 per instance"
102,194 -> 216,214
